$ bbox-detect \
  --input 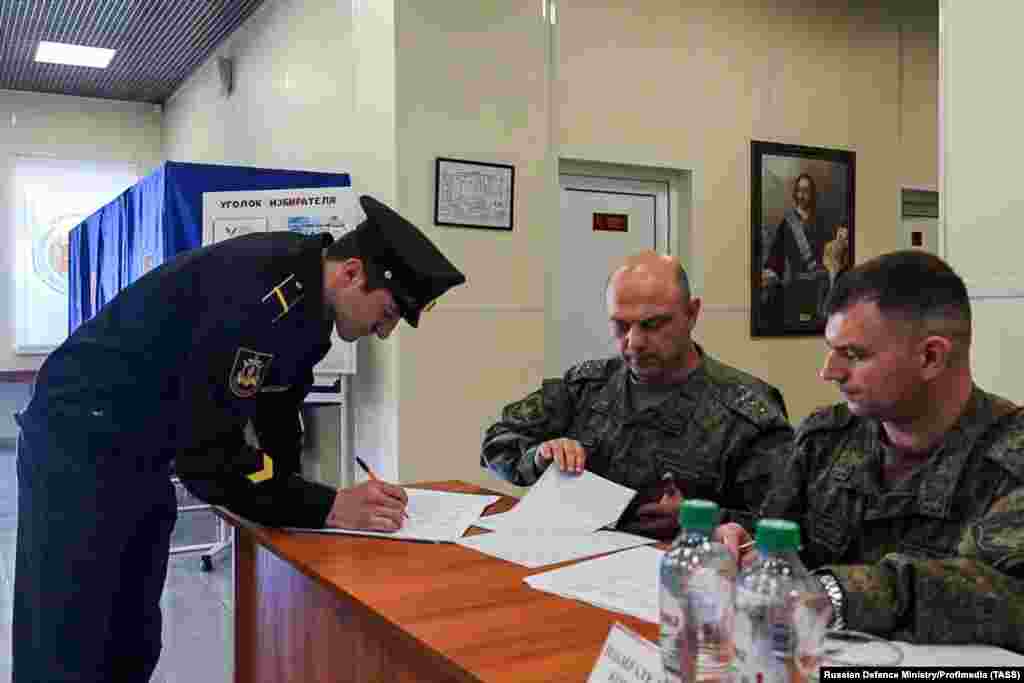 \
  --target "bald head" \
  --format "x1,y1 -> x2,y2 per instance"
605,251 -> 691,305
606,251 -> 701,384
